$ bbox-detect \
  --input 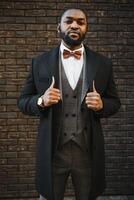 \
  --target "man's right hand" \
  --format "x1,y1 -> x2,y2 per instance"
41,76 -> 61,107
